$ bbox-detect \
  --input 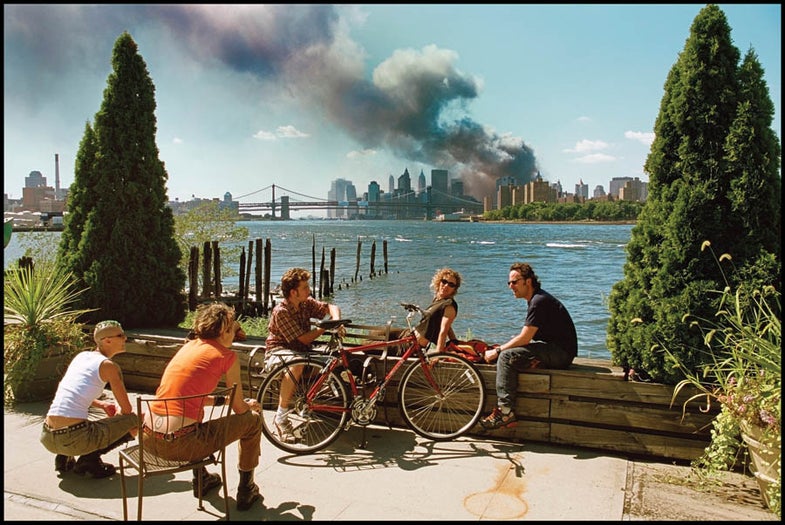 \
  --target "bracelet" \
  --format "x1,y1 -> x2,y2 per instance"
213,395 -> 225,406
